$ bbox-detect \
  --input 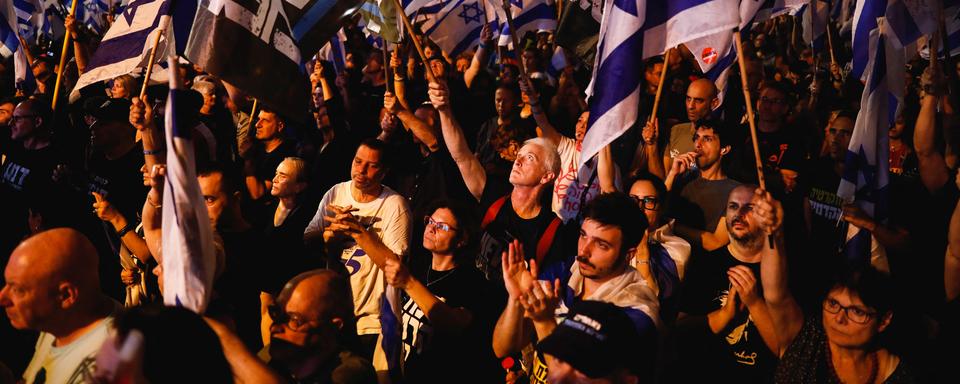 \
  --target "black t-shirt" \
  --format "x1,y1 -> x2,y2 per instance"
215,228 -> 268,351
400,252 -> 501,383
475,181 -> 572,281
255,140 -> 297,186
258,200 -> 321,296
678,247 -> 777,382
731,127 -> 806,197
86,143 -> 148,223
803,158 -> 845,257
0,144 -> 67,255
406,145 -> 476,219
